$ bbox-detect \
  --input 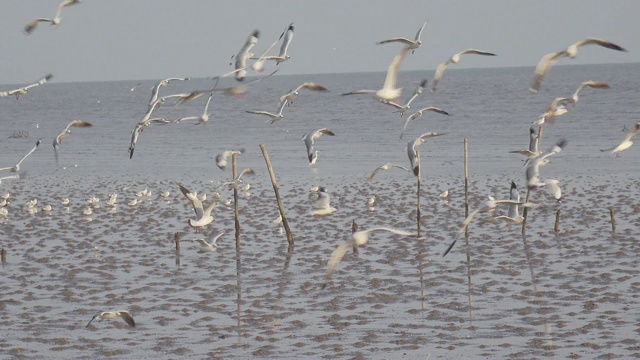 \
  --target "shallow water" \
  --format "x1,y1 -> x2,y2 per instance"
1,64 -> 639,359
